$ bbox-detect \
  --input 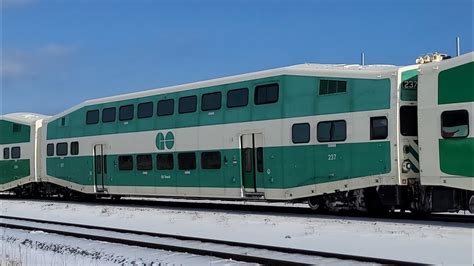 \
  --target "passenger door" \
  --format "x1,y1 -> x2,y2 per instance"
240,133 -> 264,193
93,144 -> 108,193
